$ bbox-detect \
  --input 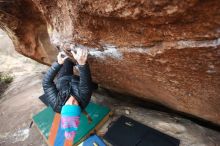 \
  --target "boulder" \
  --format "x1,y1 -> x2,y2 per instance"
0,0 -> 219,125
